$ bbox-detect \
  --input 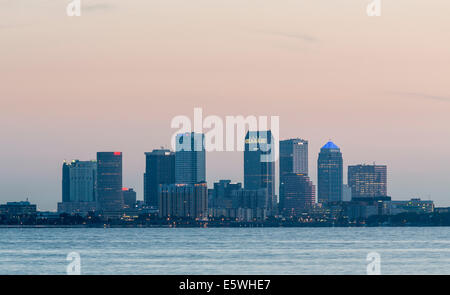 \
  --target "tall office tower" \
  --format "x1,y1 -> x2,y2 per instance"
175,132 -> 206,184
244,130 -> 276,213
159,182 -> 208,219
62,160 -> 97,202
280,138 -> 308,176
122,188 -> 137,209
97,152 -> 124,211
210,180 -> 242,209
59,160 -> 98,214
348,164 -> 387,199
279,138 -> 309,212
144,149 -> 175,207
317,141 -> 343,203
279,173 -> 315,217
